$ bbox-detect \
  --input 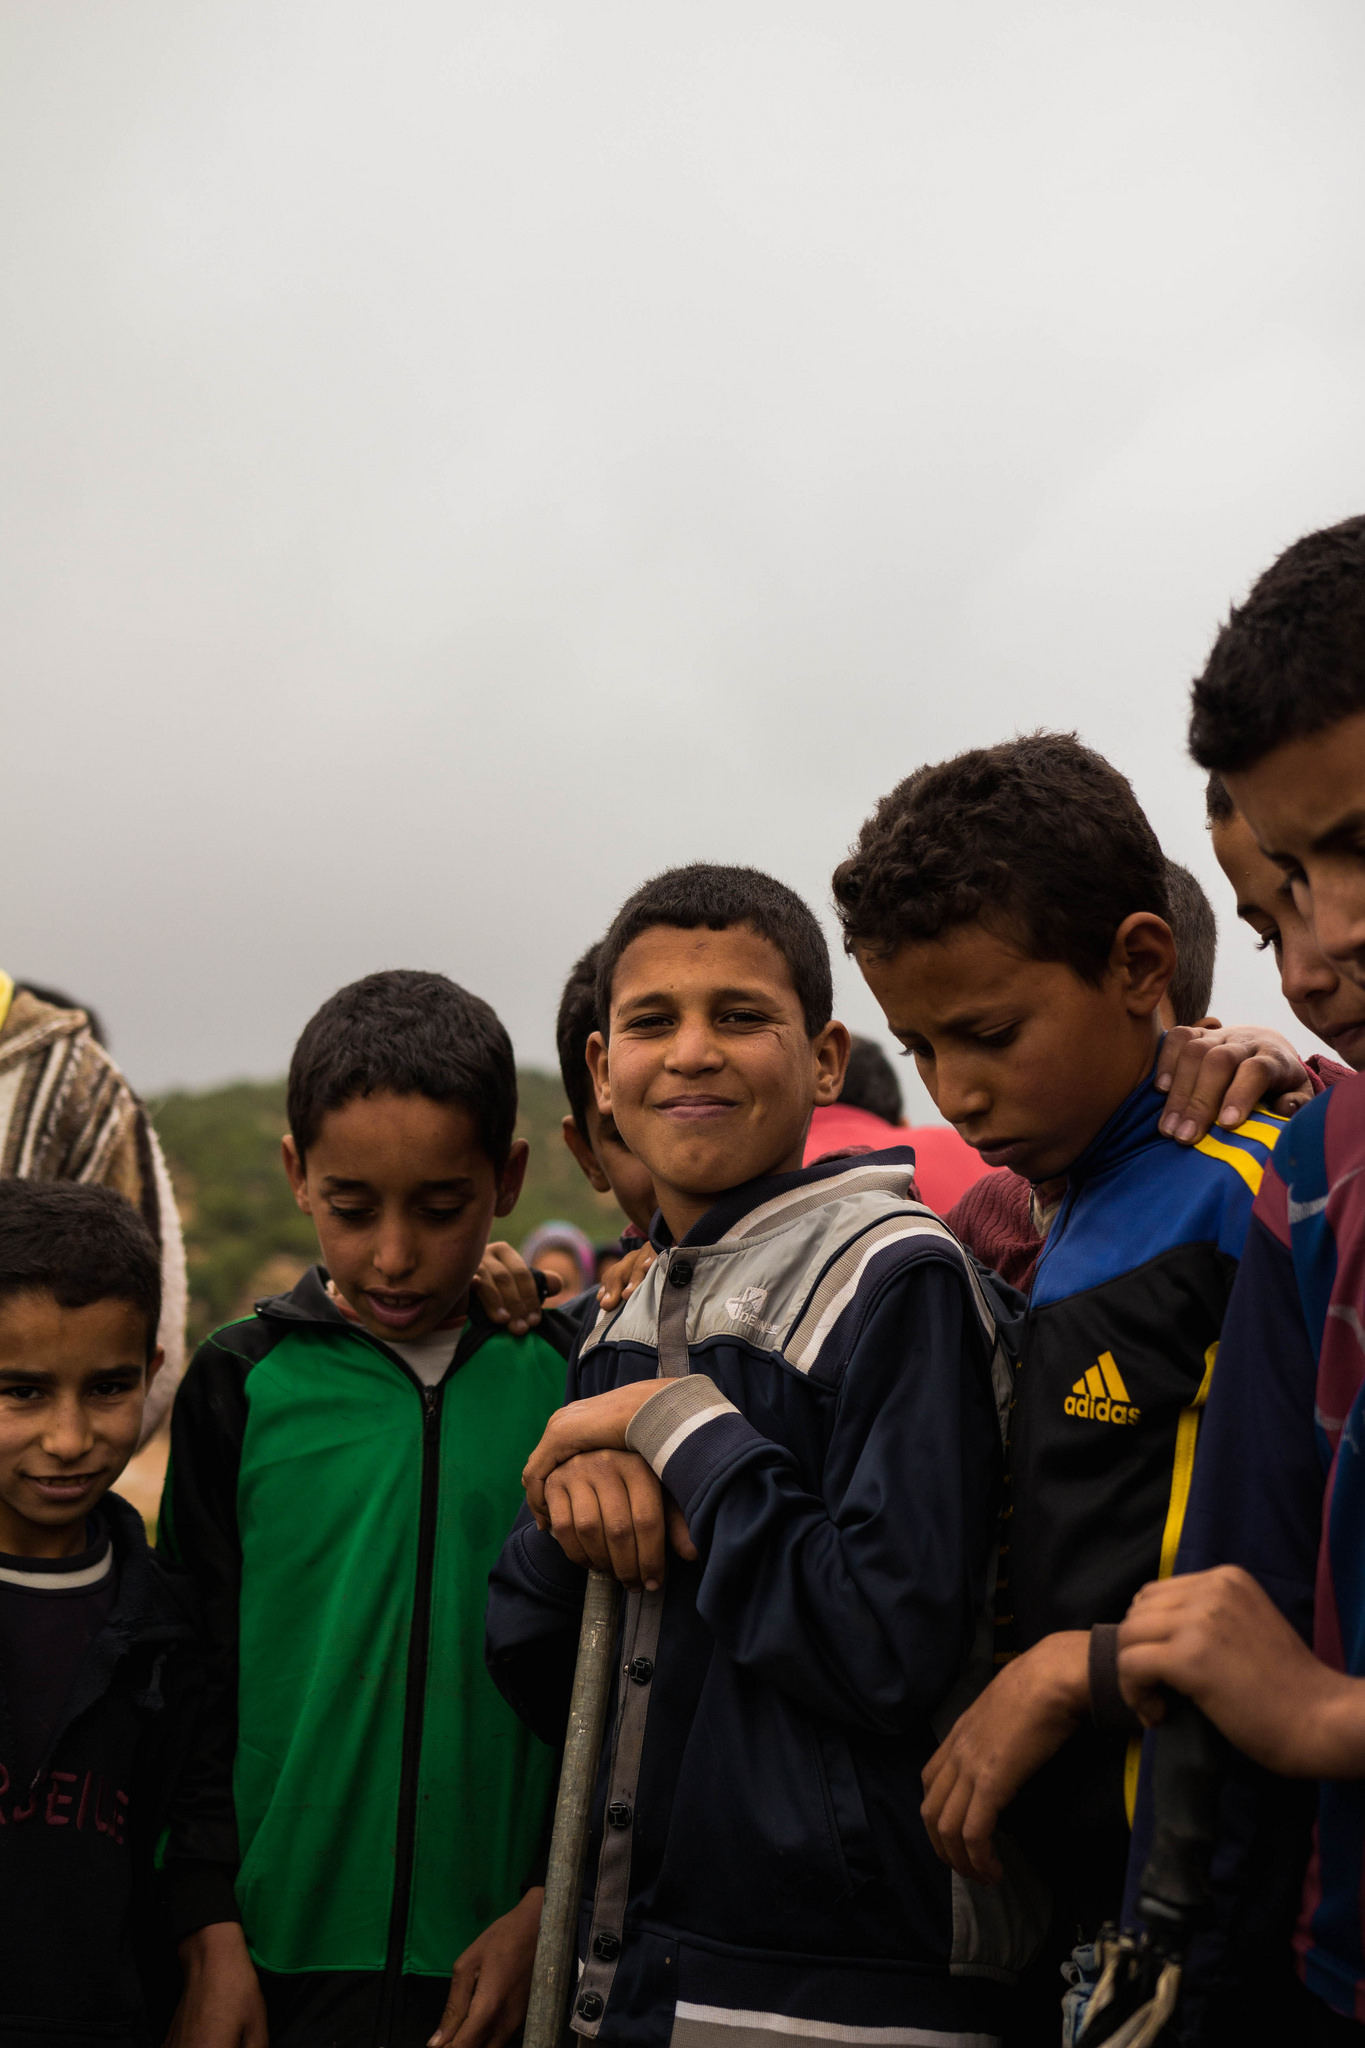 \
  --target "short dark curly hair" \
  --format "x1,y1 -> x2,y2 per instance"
0,1181 -> 161,1361
288,969 -> 517,1167
832,732 -> 1170,982
556,943 -> 602,1139
596,864 -> 832,1039
1189,514 -> 1365,774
